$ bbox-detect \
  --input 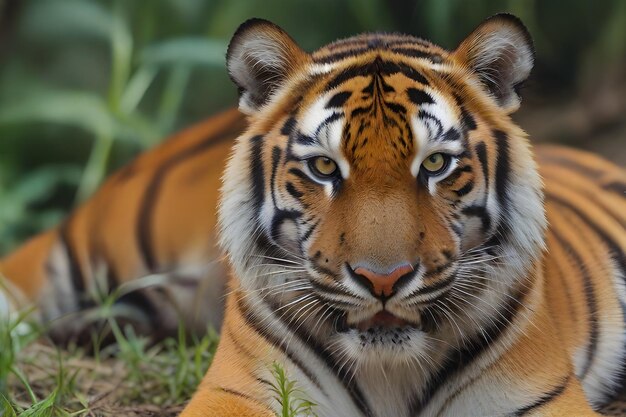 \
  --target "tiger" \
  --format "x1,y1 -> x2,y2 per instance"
2,12 -> 626,417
